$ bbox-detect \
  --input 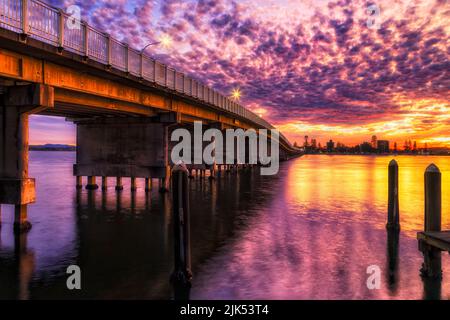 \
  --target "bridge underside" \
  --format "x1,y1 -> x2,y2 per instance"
0,27 -> 300,232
